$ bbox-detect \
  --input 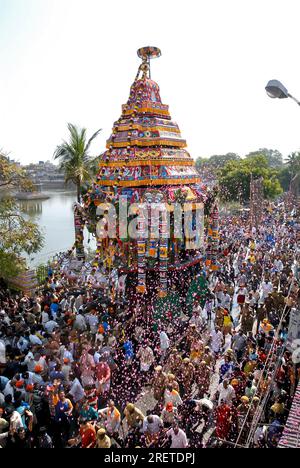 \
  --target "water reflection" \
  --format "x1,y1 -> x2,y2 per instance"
19,201 -> 43,215
20,191 -> 86,266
